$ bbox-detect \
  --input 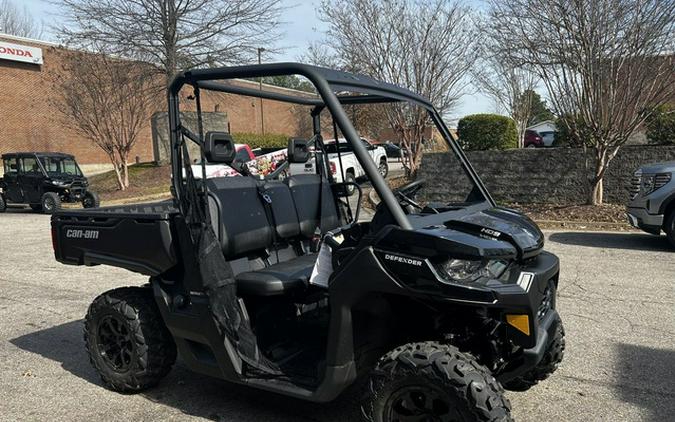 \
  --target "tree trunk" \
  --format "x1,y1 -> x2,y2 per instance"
590,177 -> 603,205
122,159 -> 129,189
112,163 -> 125,191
